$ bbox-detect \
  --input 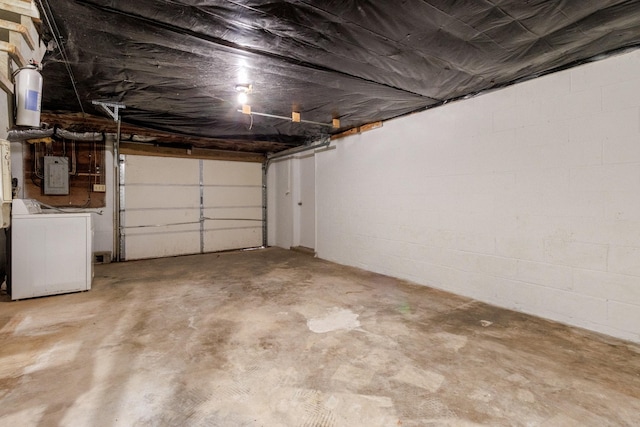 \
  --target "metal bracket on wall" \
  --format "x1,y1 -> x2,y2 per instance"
91,100 -> 126,121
